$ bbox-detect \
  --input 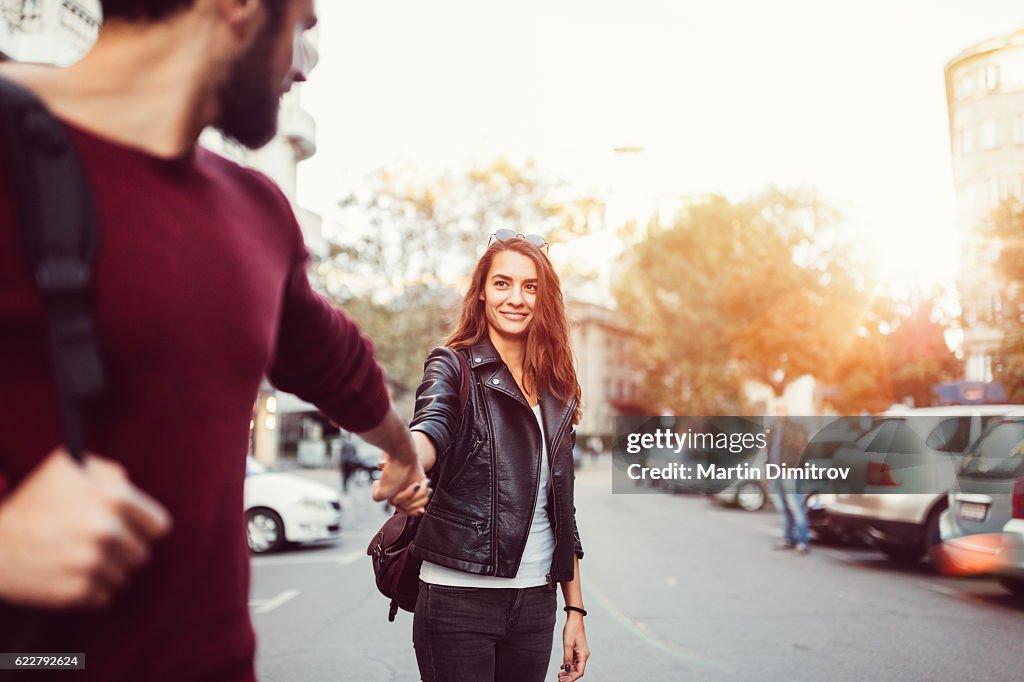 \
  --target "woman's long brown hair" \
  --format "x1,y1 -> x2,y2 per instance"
447,237 -> 582,425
